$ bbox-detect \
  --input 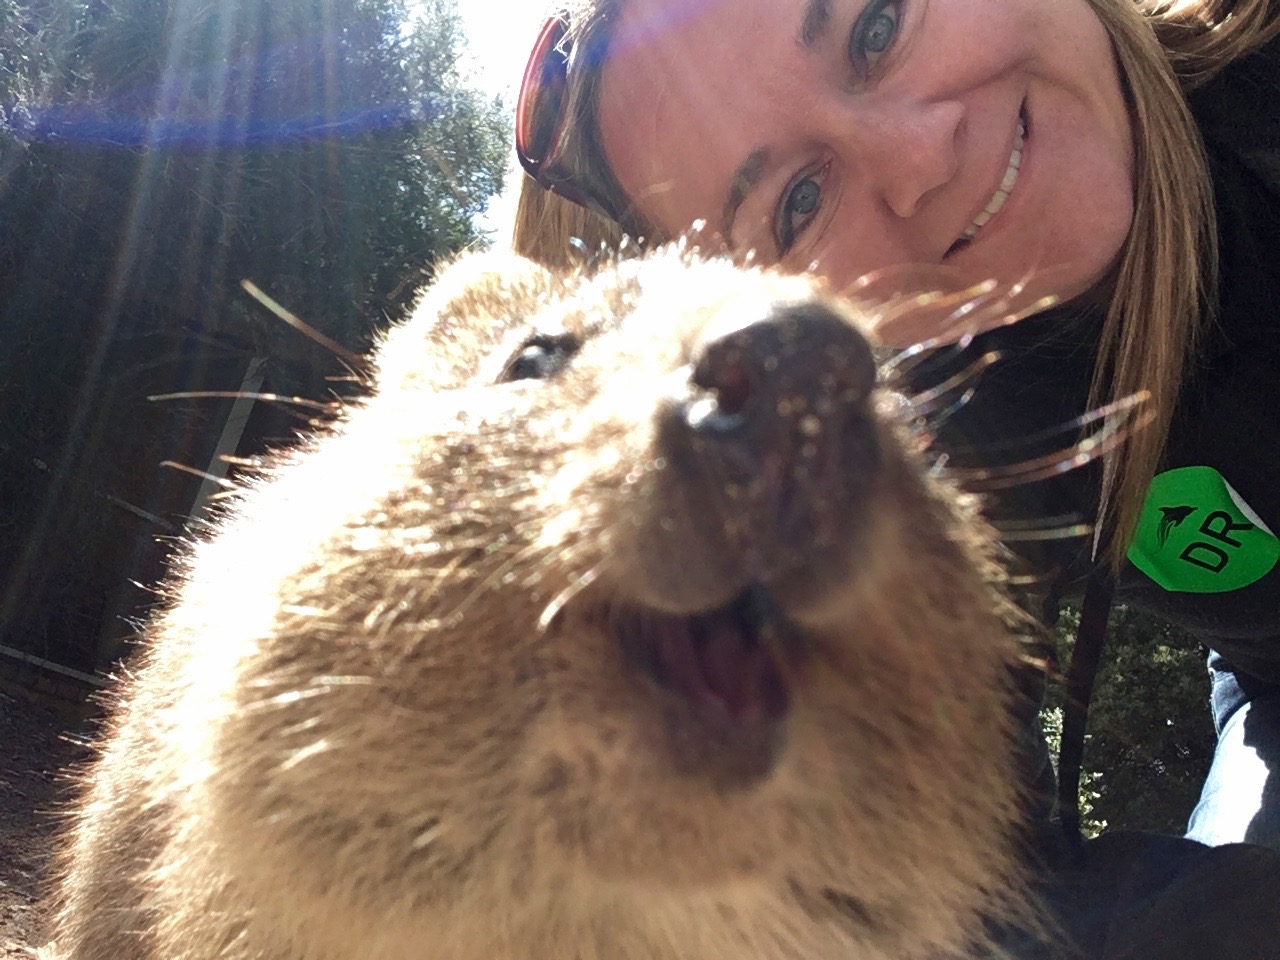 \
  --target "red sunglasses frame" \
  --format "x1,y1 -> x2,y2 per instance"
515,13 -> 622,223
